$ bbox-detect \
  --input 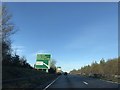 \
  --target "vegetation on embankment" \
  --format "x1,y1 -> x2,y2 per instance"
2,5 -> 58,89
70,57 -> 120,83
2,66 -> 58,88
2,66 -> 45,80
